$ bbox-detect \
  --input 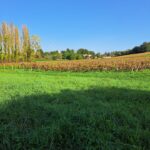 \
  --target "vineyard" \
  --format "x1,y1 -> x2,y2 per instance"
0,53 -> 150,71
